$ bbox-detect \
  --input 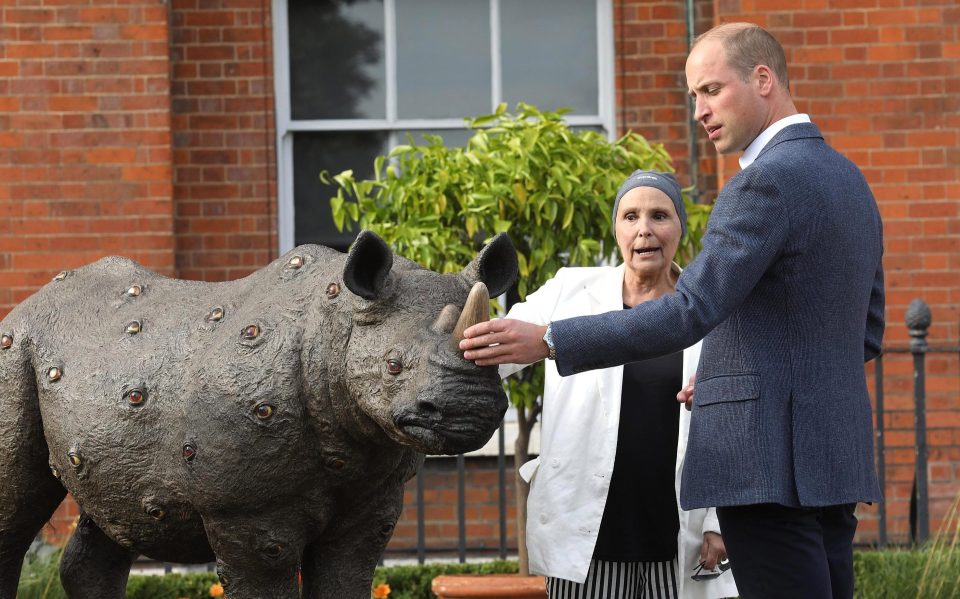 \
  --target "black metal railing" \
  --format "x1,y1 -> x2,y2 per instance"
153,297 -> 957,570
394,297 -> 957,560
874,298 -> 959,547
